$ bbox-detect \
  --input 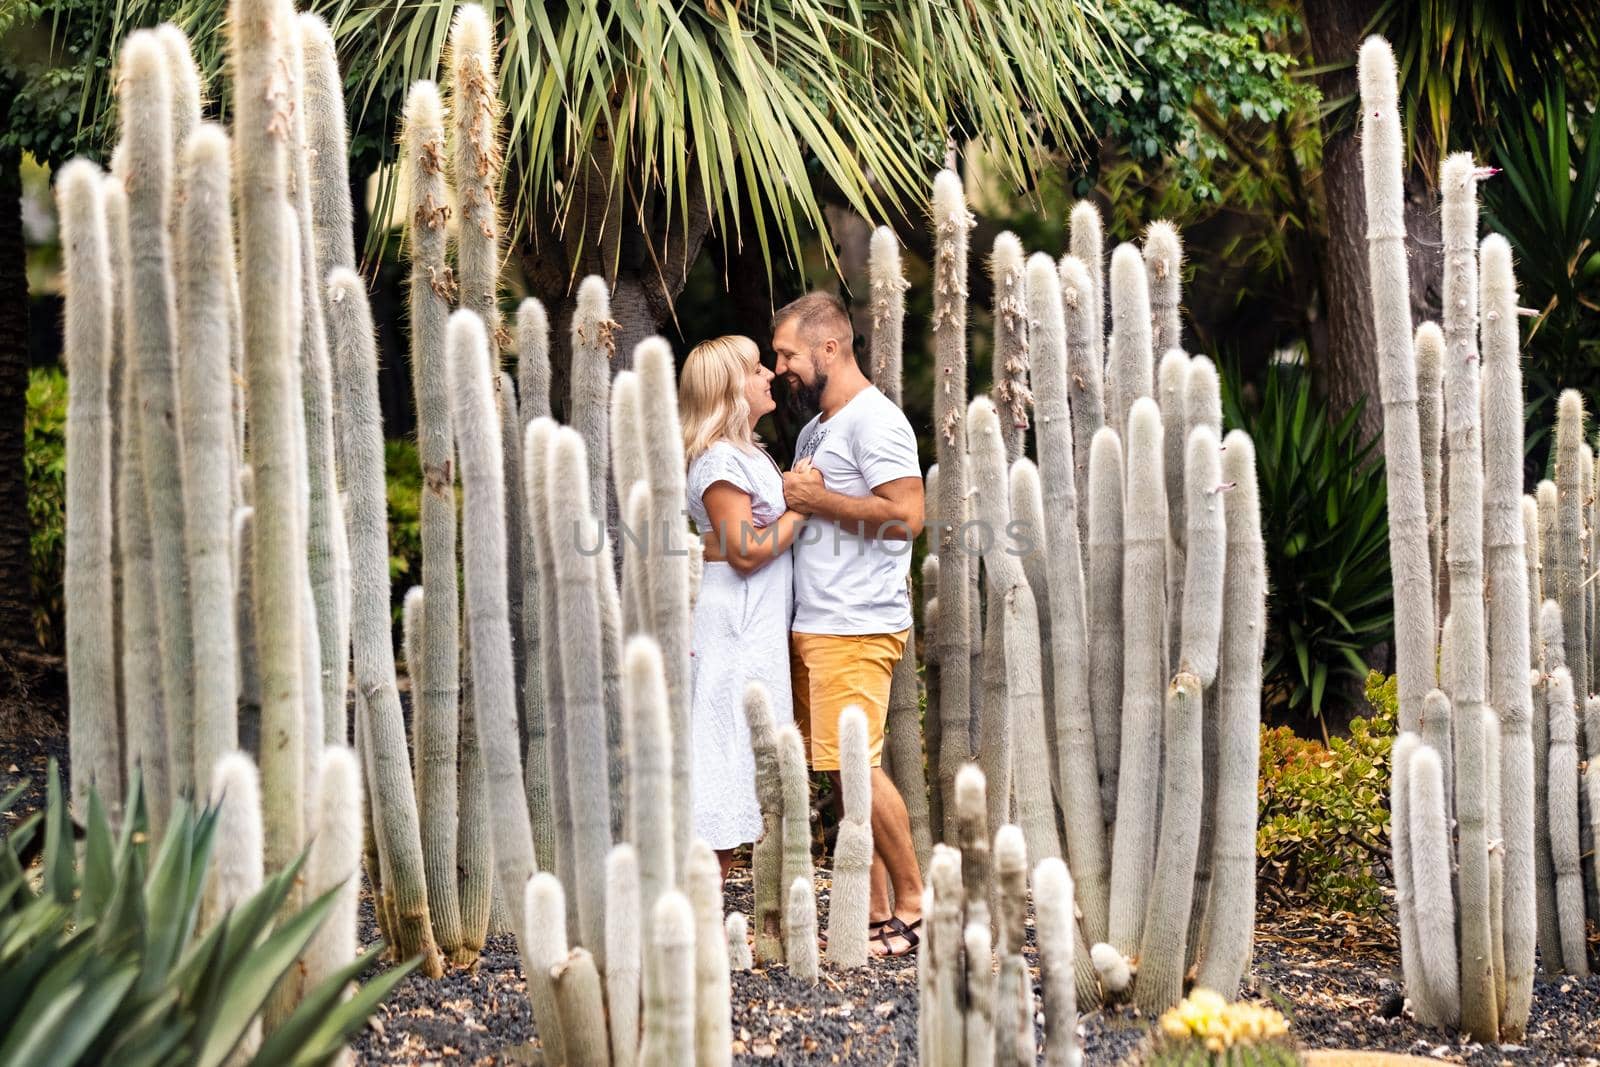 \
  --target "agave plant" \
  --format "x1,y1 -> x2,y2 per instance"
1222,360 -> 1393,722
0,763 -> 414,1067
